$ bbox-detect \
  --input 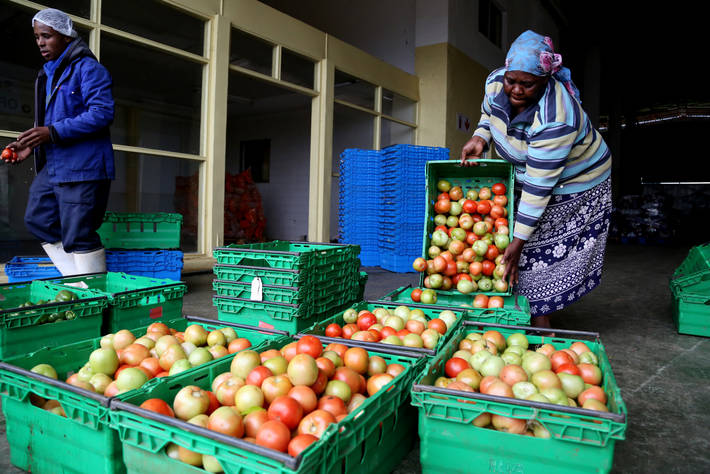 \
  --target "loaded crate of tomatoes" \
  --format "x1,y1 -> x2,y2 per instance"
410,320 -> 627,474
379,285 -> 531,326
212,241 -> 362,334
298,300 -> 465,357
107,334 -> 426,474
43,272 -> 188,334
0,280 -> 108,359
412,159 -> 517,298
0,316 -> 287,474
